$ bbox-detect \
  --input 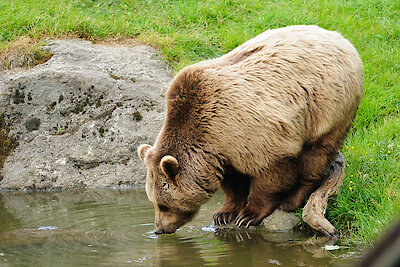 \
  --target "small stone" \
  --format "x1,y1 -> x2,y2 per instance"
262,209 -> 300,231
